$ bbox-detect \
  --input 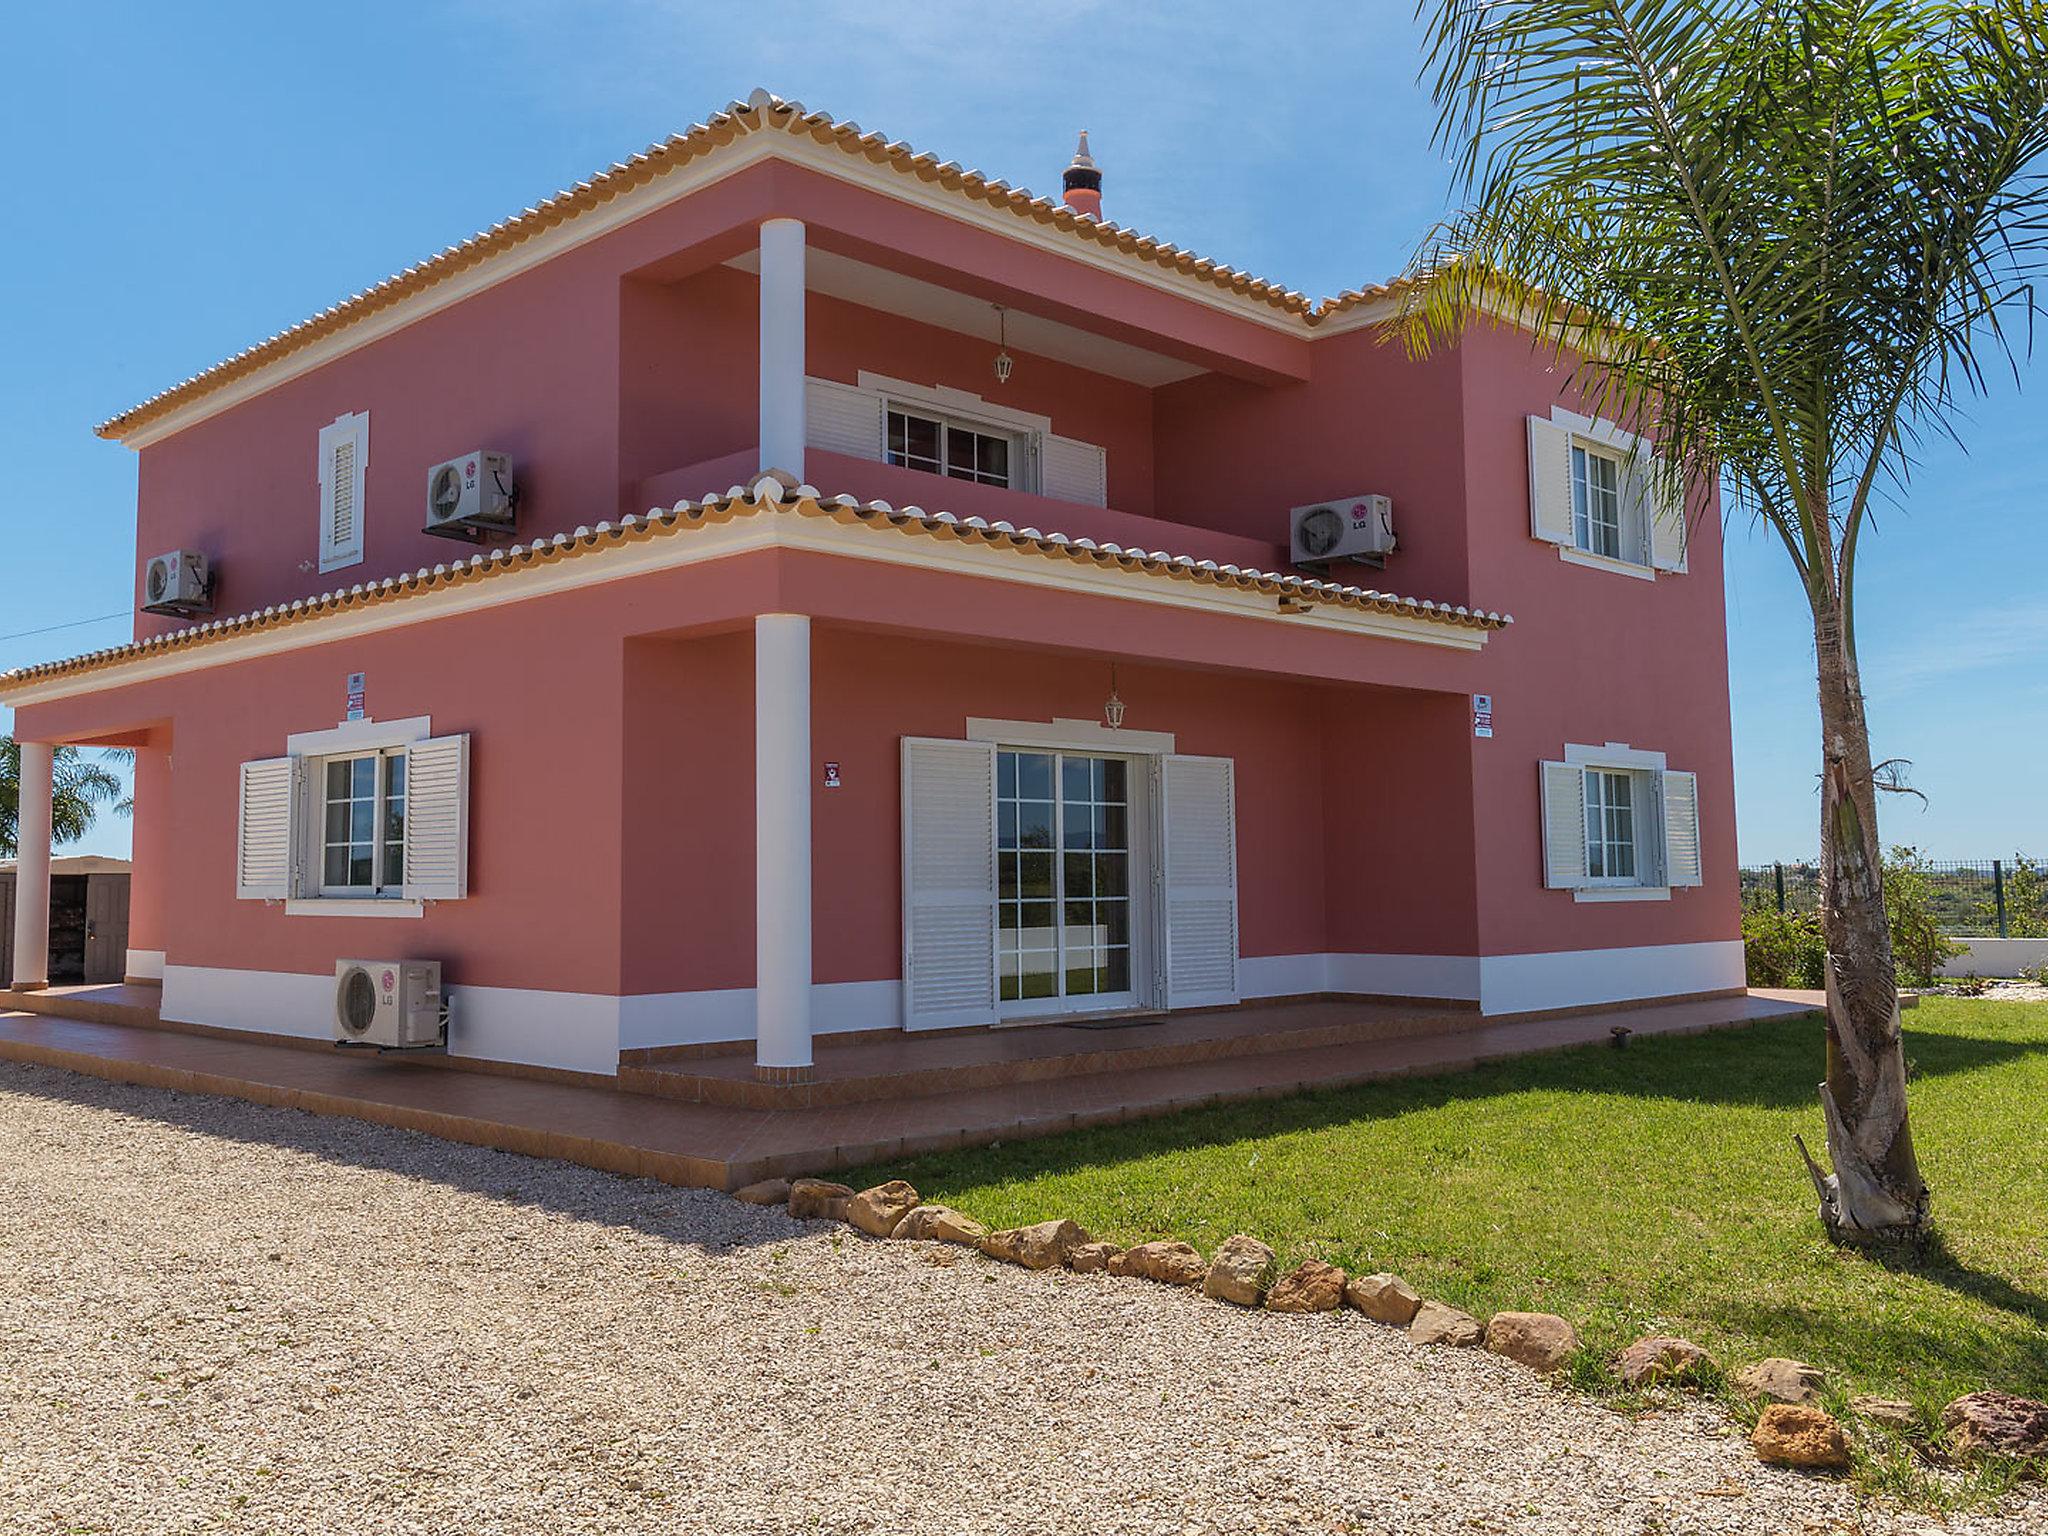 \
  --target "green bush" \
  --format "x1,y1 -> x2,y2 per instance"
1977,853 -> 2048,939
1884,845 -> 1967,986
1742,904 -> 1828,988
